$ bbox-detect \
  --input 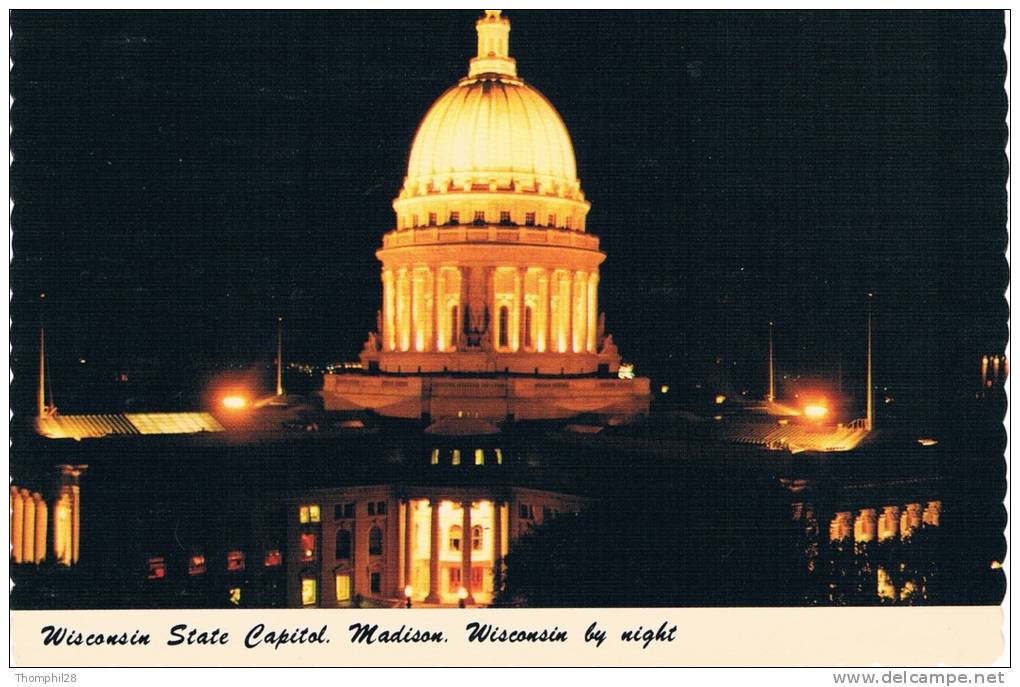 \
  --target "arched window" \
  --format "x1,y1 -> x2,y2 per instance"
448,525 -> 462,552
523,305 -> 533,350
368,526 -> 383,556
335,529 -> 352,559
498,306 -> 509,349
472,525 -> 483,551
